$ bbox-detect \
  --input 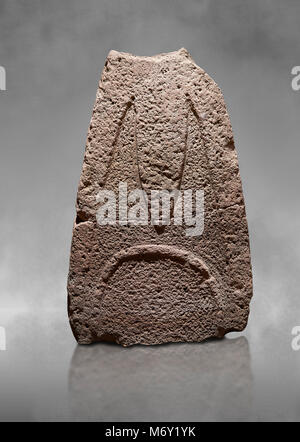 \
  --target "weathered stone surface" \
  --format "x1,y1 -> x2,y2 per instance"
67,48 -> 252,346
